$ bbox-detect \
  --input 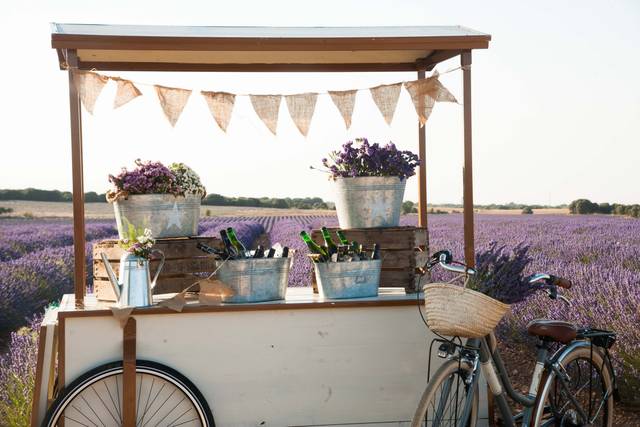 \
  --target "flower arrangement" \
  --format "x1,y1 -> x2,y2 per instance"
107,159 -> 206,202
169,162 -> 207,197
118,222 -> 155,260
321,138 -> 420,180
